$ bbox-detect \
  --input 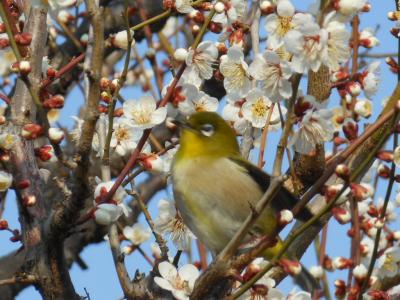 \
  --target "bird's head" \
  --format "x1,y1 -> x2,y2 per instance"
174,112 -> 240,159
